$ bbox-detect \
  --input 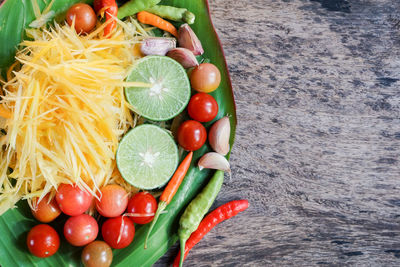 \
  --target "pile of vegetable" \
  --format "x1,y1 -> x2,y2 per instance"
0,0 -> 247,266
